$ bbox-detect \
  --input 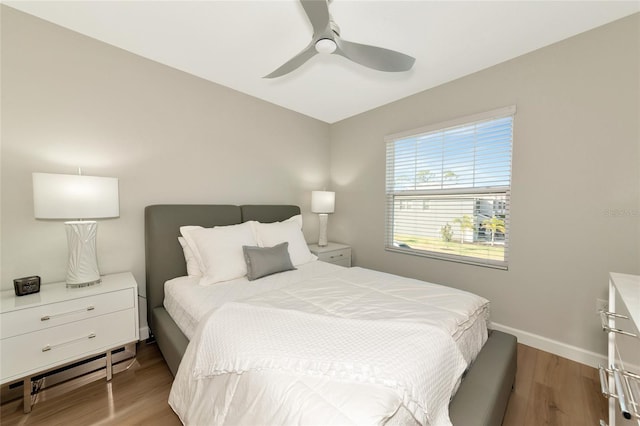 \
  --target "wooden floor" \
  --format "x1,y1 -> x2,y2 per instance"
0,341 -> 607,426
502,344 -> 607,426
